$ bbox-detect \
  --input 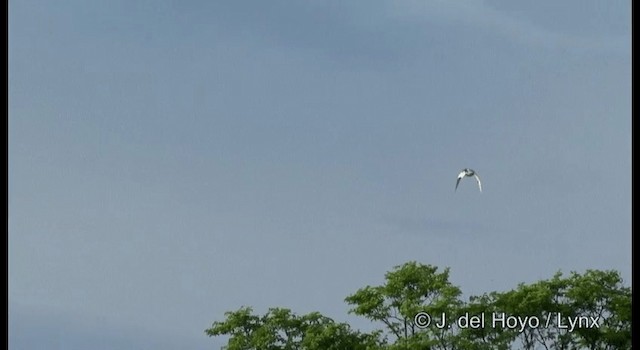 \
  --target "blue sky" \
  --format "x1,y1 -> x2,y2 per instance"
9,1 -> 630,349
